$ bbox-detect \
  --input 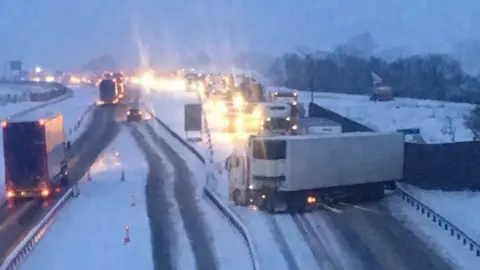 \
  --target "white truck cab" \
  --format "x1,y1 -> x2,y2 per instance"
252,103 -> 296,134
